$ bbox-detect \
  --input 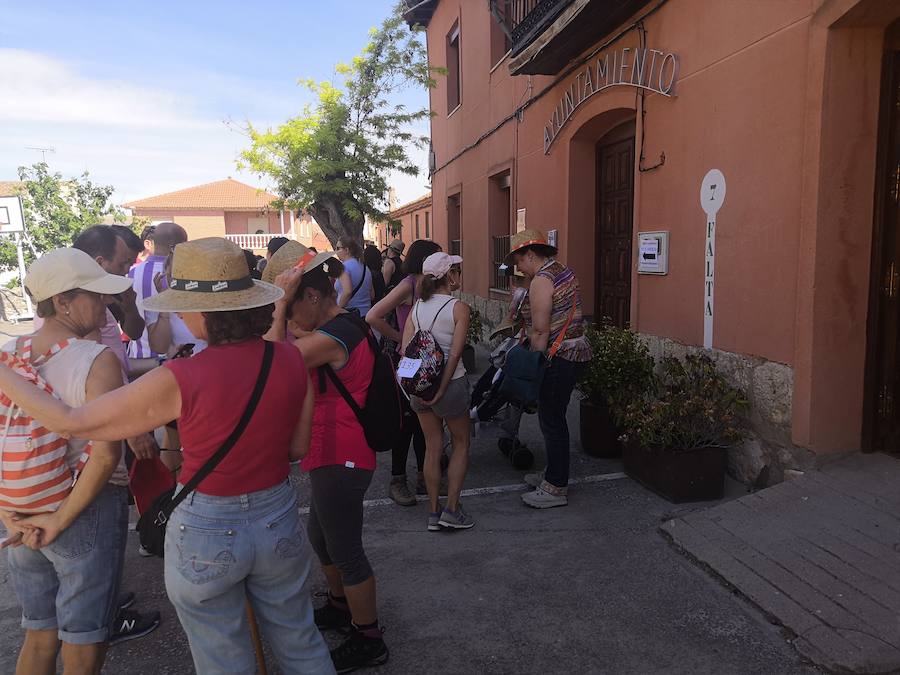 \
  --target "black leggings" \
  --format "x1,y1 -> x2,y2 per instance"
391,396 -> 426,476
307,466 -> 374,587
